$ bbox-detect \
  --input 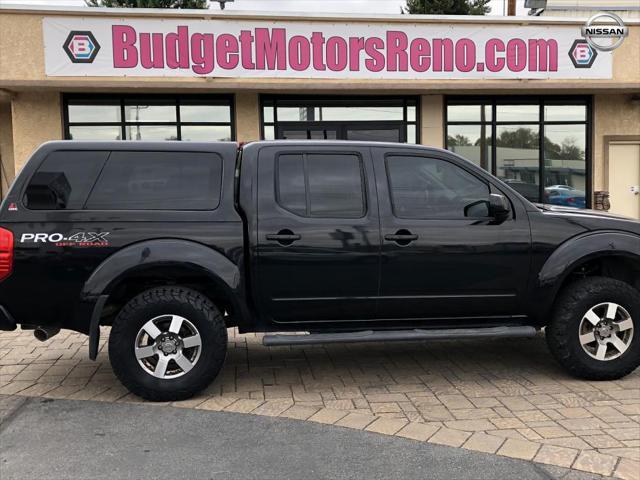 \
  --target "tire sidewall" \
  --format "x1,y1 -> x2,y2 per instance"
110,289 -> 227,398
555,282 -> 640,375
